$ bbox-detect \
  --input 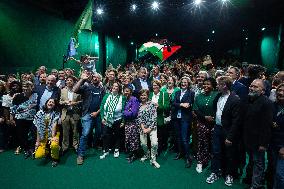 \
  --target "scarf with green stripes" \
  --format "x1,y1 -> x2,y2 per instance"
104,94 -> 121,127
